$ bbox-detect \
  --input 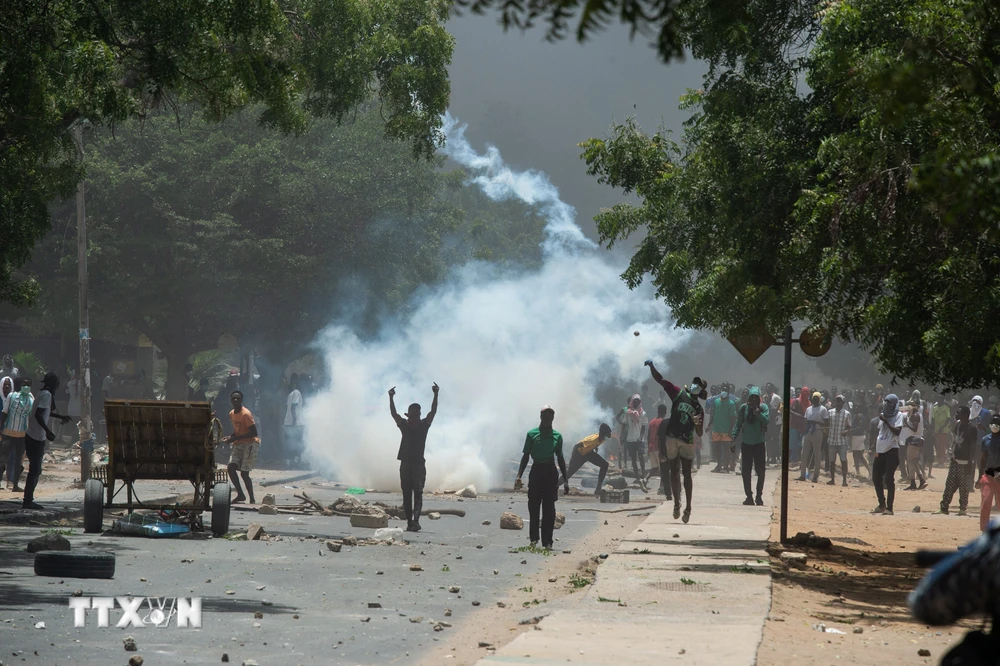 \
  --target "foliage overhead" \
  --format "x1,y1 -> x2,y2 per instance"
0,0 -> 454,306
581,0 -> 1000,390
26,108 -> 546,398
